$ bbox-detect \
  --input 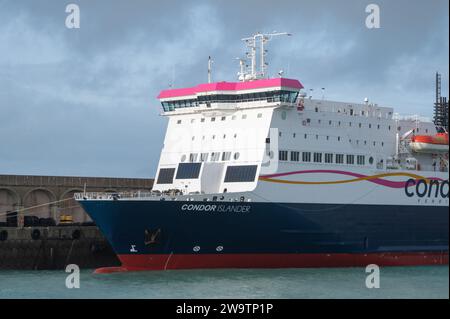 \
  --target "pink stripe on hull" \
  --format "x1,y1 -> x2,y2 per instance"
260,170 -> 446,189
